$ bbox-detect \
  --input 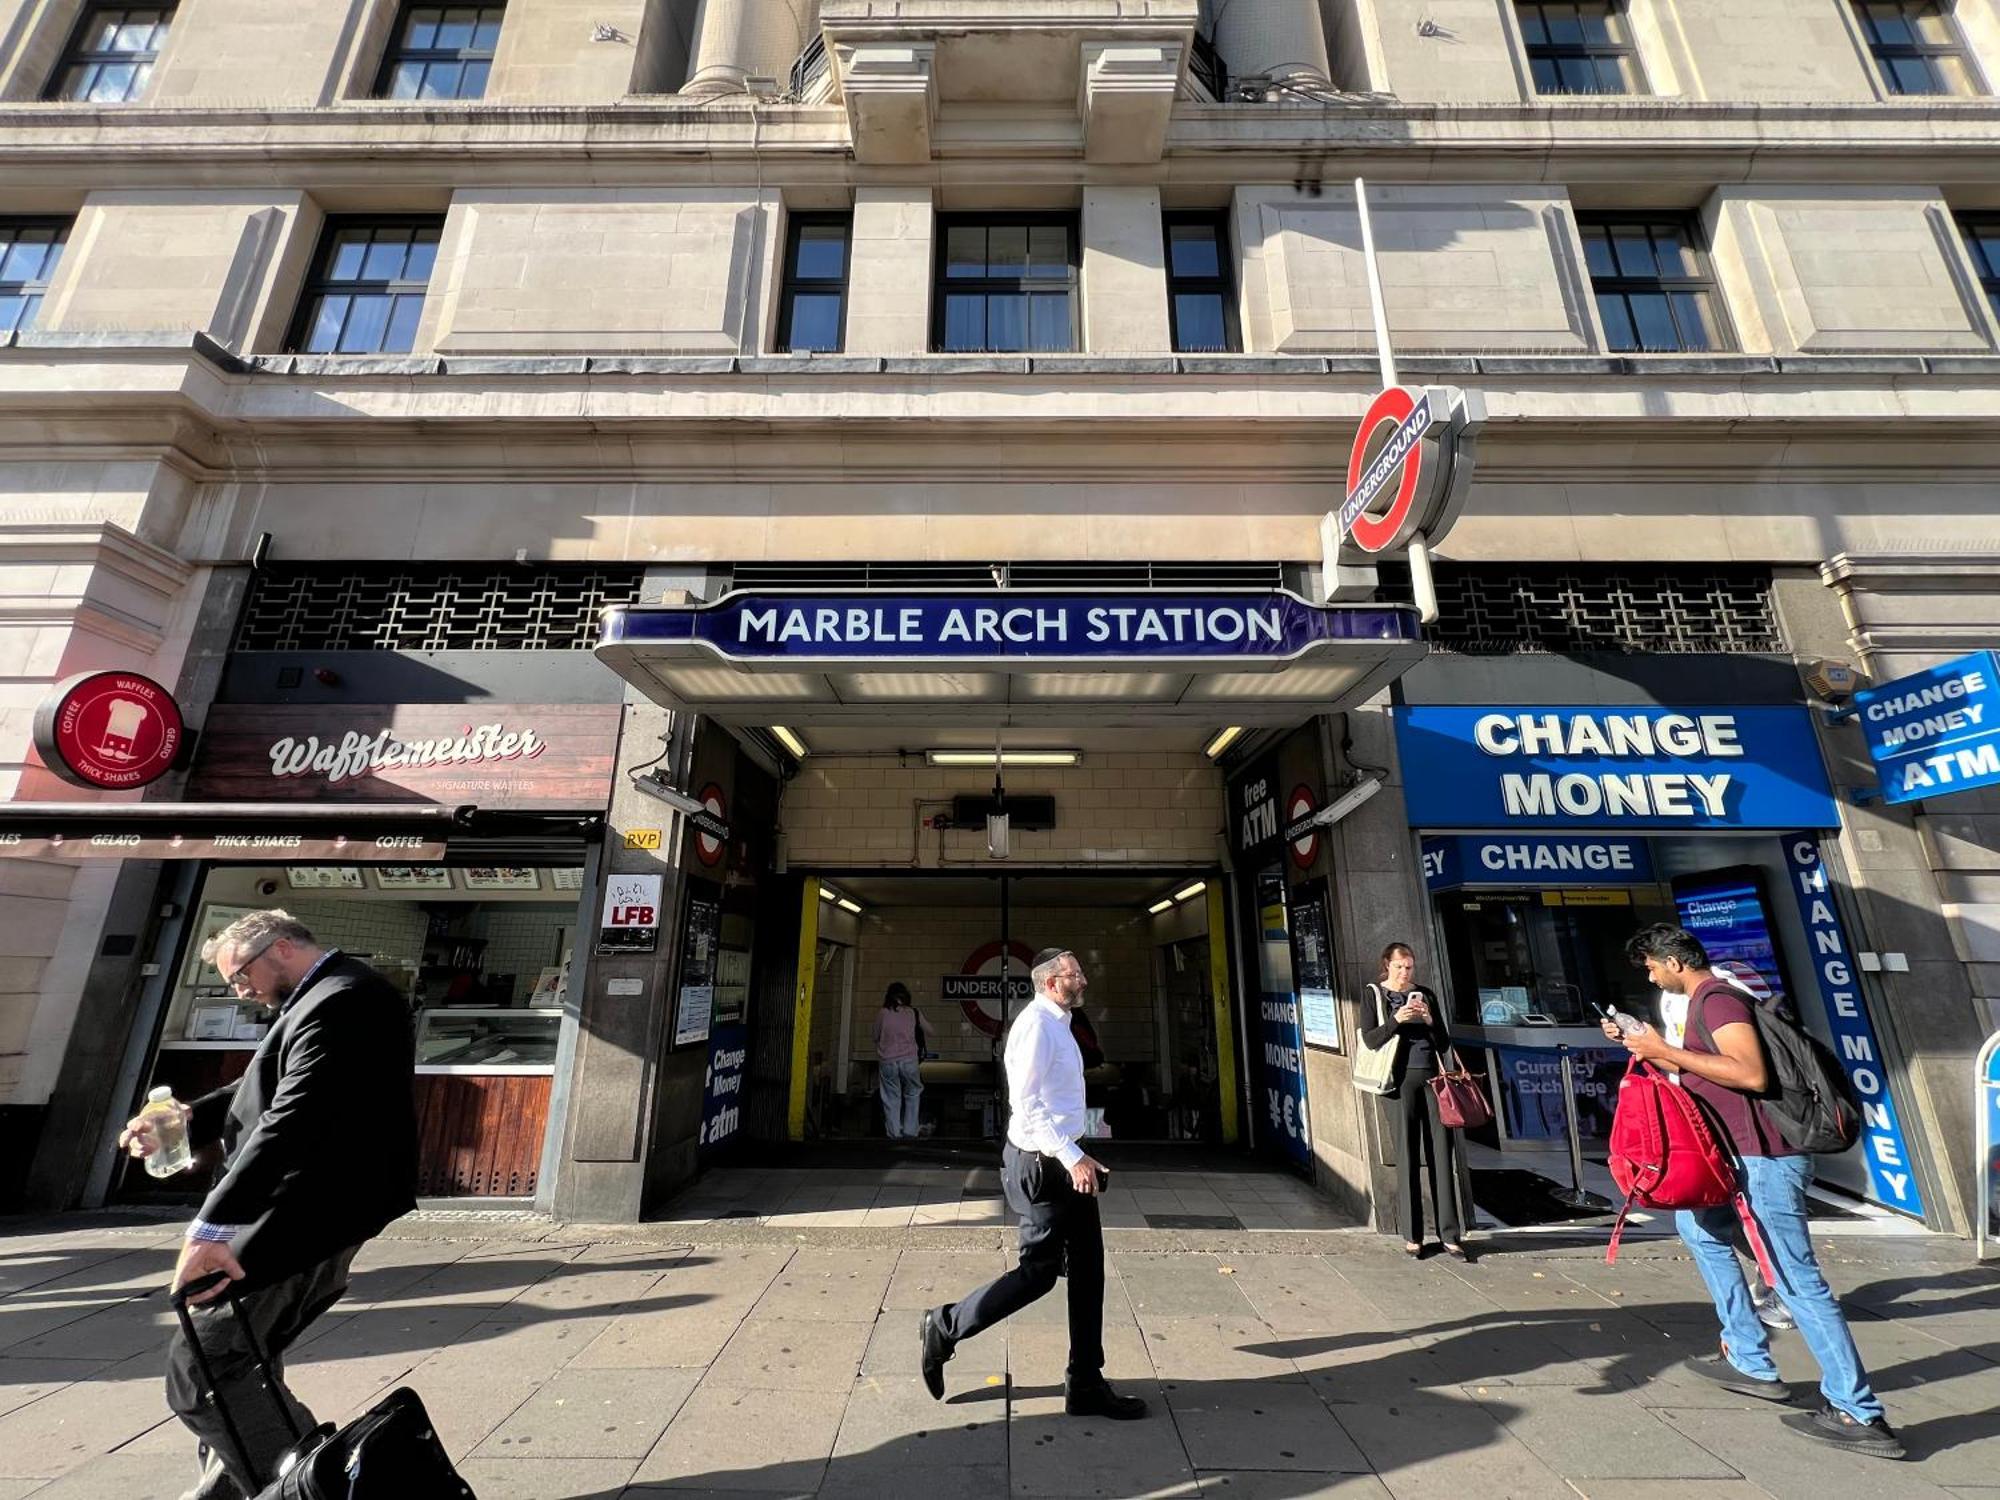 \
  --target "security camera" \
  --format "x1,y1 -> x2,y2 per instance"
256,879 -> 279,897
628,769 -> 709,818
